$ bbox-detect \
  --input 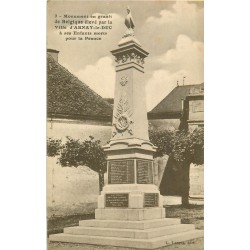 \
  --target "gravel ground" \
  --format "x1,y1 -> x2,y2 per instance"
48,238 -> 204,250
